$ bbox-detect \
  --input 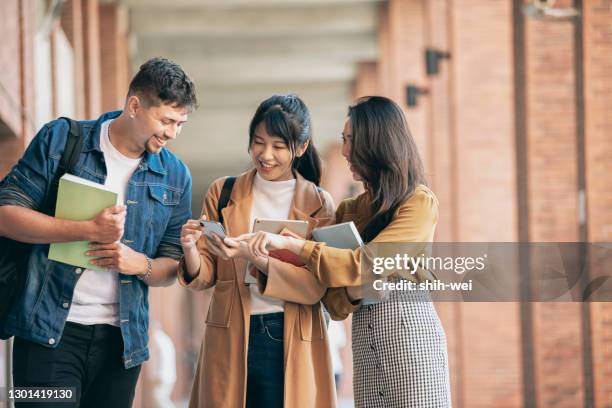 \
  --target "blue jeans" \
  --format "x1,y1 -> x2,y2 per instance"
246,312 -> 284,408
